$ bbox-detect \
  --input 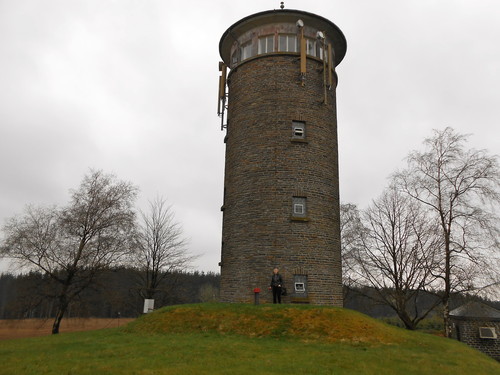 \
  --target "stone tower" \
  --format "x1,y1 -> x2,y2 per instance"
217,8 -> 347,305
